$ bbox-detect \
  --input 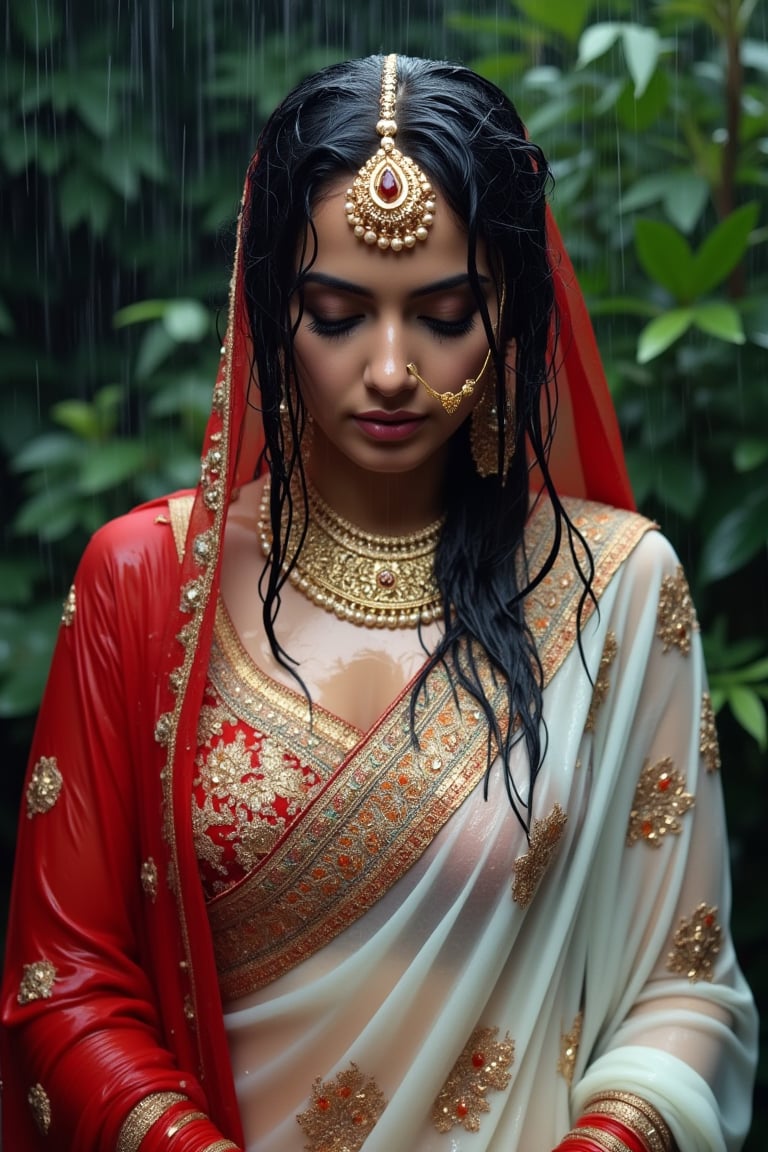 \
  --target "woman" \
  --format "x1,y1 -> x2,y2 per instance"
1,54 -> 757,1152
